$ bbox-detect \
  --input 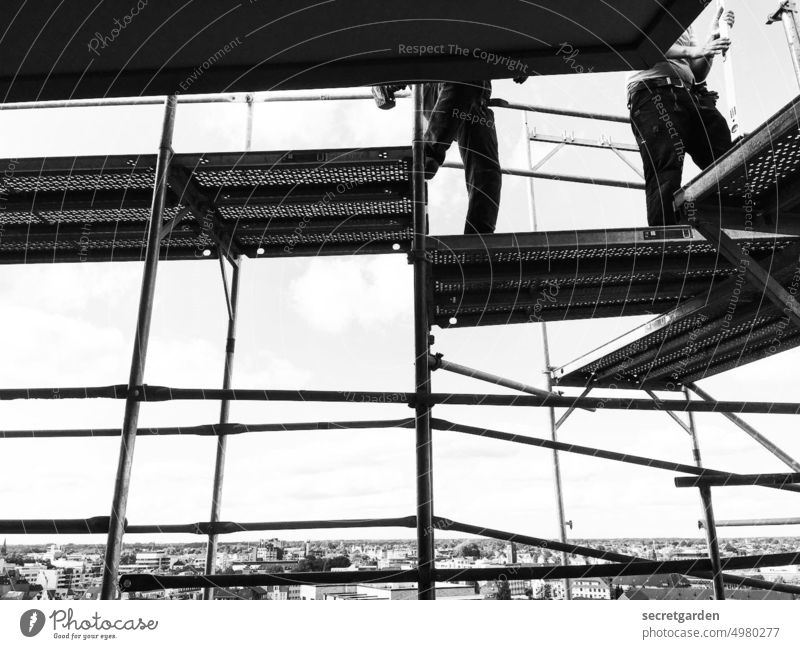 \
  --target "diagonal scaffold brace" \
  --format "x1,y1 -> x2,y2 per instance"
100,95 -> 177,600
